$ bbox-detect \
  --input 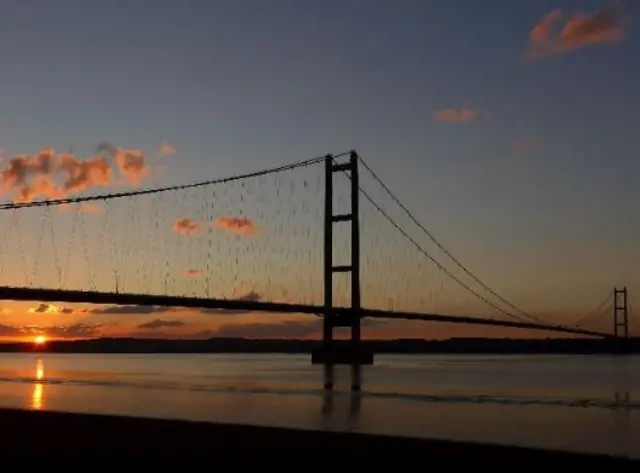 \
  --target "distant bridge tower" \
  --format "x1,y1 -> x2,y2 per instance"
613,286 -> 629,341
312,151 -> 372,390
